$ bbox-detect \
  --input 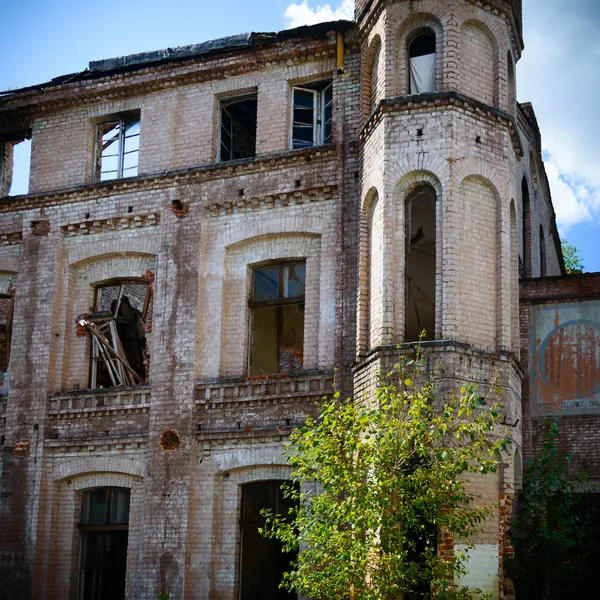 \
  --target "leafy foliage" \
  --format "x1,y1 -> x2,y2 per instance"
561,239 -> 584,274
262,351 -> 510,600
507,419 -> 597,599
